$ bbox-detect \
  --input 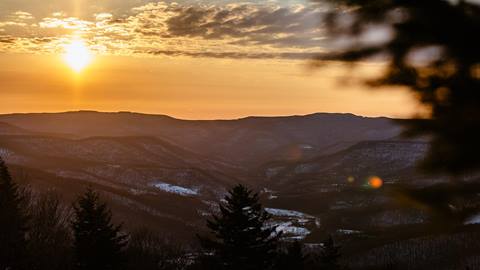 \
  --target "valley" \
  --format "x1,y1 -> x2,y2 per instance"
0,111 -> 456,243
